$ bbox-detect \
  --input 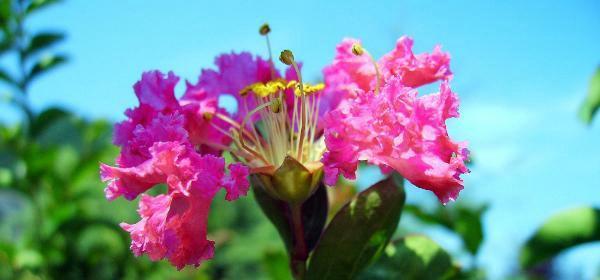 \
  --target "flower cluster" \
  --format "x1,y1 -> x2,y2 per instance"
100,30 -> 469,268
